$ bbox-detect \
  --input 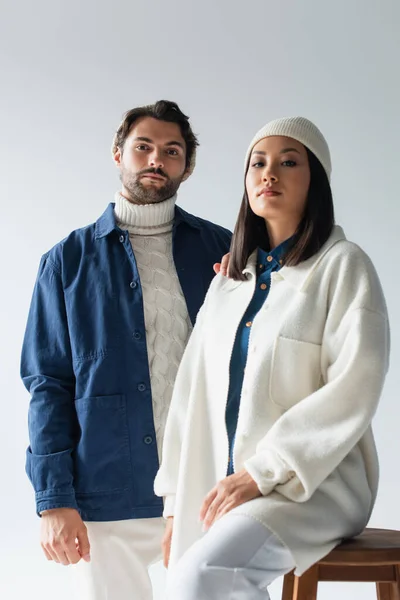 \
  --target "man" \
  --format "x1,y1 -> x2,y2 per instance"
21,100 -> 231,599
